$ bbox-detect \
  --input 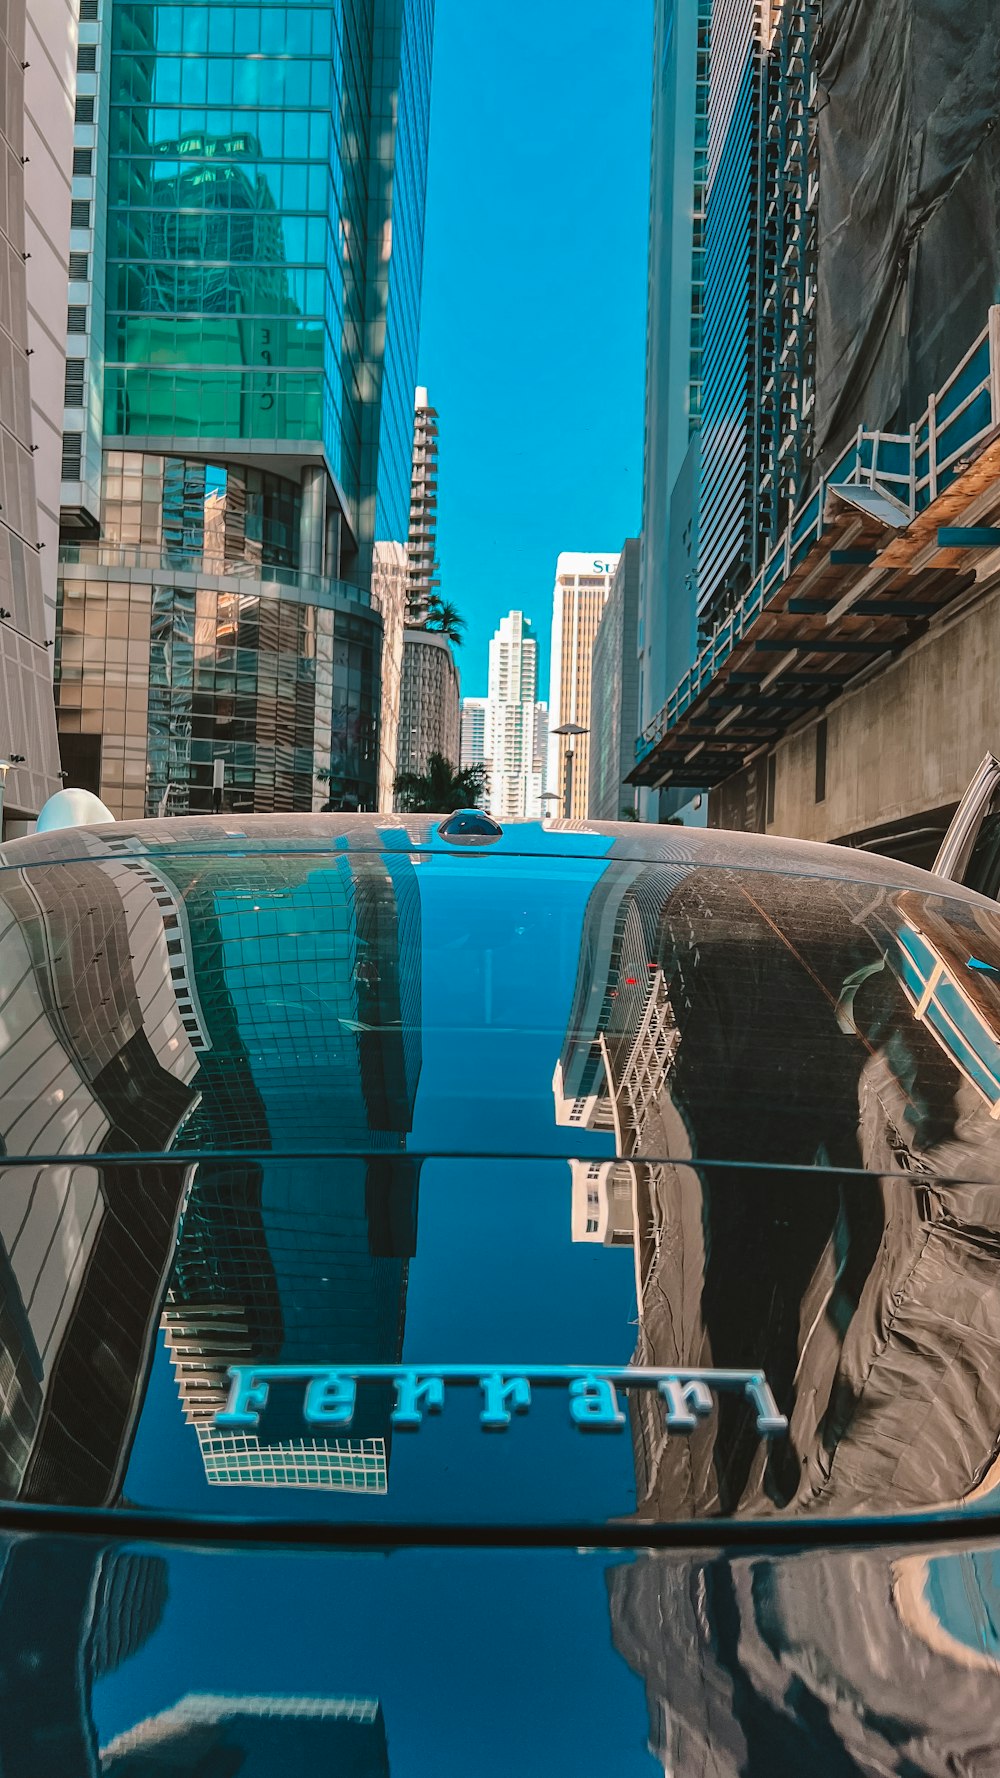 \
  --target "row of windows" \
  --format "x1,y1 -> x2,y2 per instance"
108,273 -> 336,326
108,208 -> 334,268
109,158 -> 338,216
113,5 -> 342,58
100,452 -> 303,571
103,369 -> 356,491
110,54 -> 338,117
